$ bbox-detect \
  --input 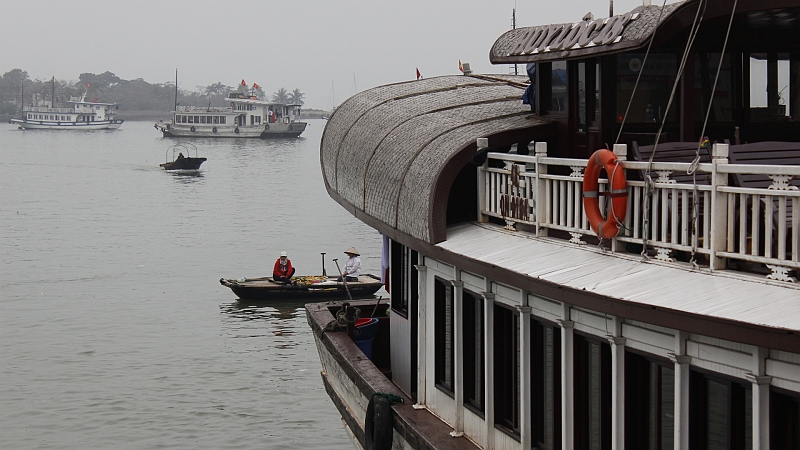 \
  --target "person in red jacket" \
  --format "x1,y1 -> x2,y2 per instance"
272,251 -> 296,283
